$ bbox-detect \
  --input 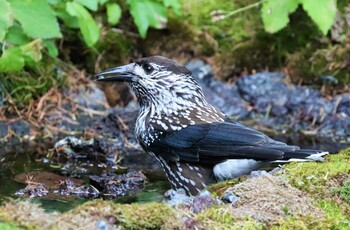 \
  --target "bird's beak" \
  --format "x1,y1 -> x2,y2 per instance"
95,63 -> 135,82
